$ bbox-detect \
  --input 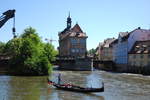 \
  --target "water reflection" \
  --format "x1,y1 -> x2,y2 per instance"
6,76 -> 47,100
86,71 -> 103,88
0,76 -> 11,100
0,71 -> 150,100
